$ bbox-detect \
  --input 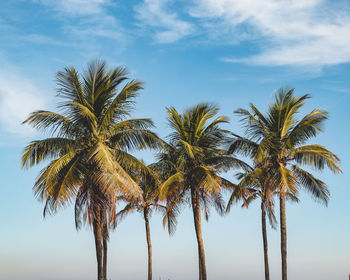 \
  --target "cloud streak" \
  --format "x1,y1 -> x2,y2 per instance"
136,0 -> 350,67
0,66 -> 47,135
35,0 -> 126,52
135,0 -> 194,43
37,0 -> 108,16
190,0 -> 350,66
